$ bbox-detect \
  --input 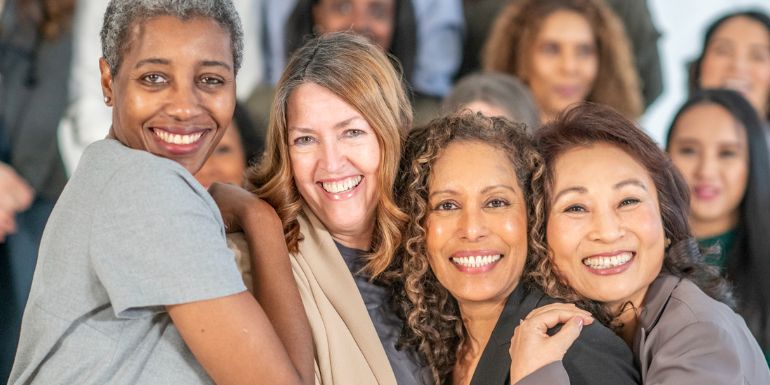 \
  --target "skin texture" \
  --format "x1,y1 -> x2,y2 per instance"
286,82 -> 381,250
546,143 -> 665,316
526,10 -> 598,123
313,0 -> 395,50
461,100 -> 511,120
700,16 -> 770,117
194,122 -> 246,189
426,141 -> 527,385
668,104 -> 748,238
100,15 -> 313,385
100,17 -> 235,175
